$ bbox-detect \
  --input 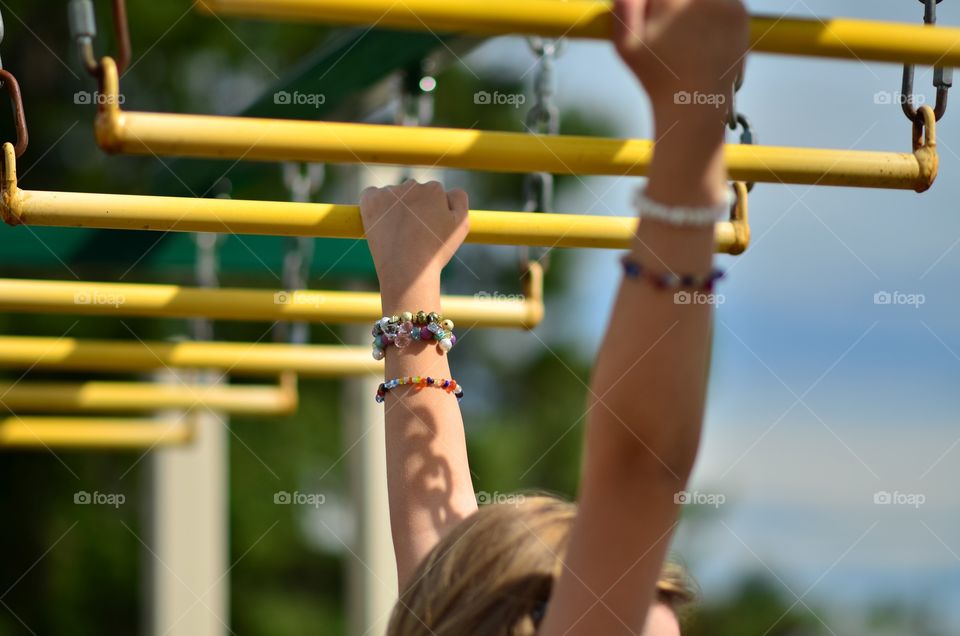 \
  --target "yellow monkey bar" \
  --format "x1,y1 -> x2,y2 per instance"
0,144 -> 750,256
197,1 -> 960,68
0,266 -> 546,329
0,336 -> 380,377
0,417 -> 194,449
0,375 -> 298,415
89,59 -> 938,191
